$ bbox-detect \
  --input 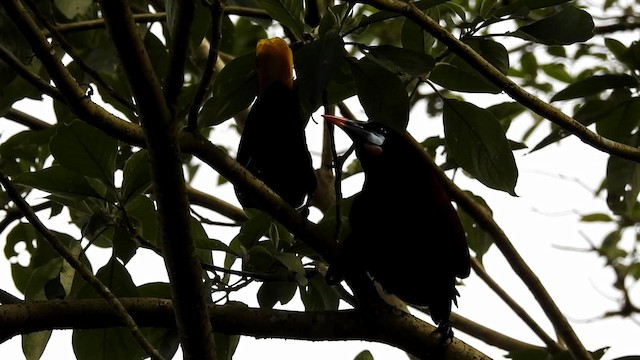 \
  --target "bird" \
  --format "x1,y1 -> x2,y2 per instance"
324,114 -> 471,339
235,38 -> 317,212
